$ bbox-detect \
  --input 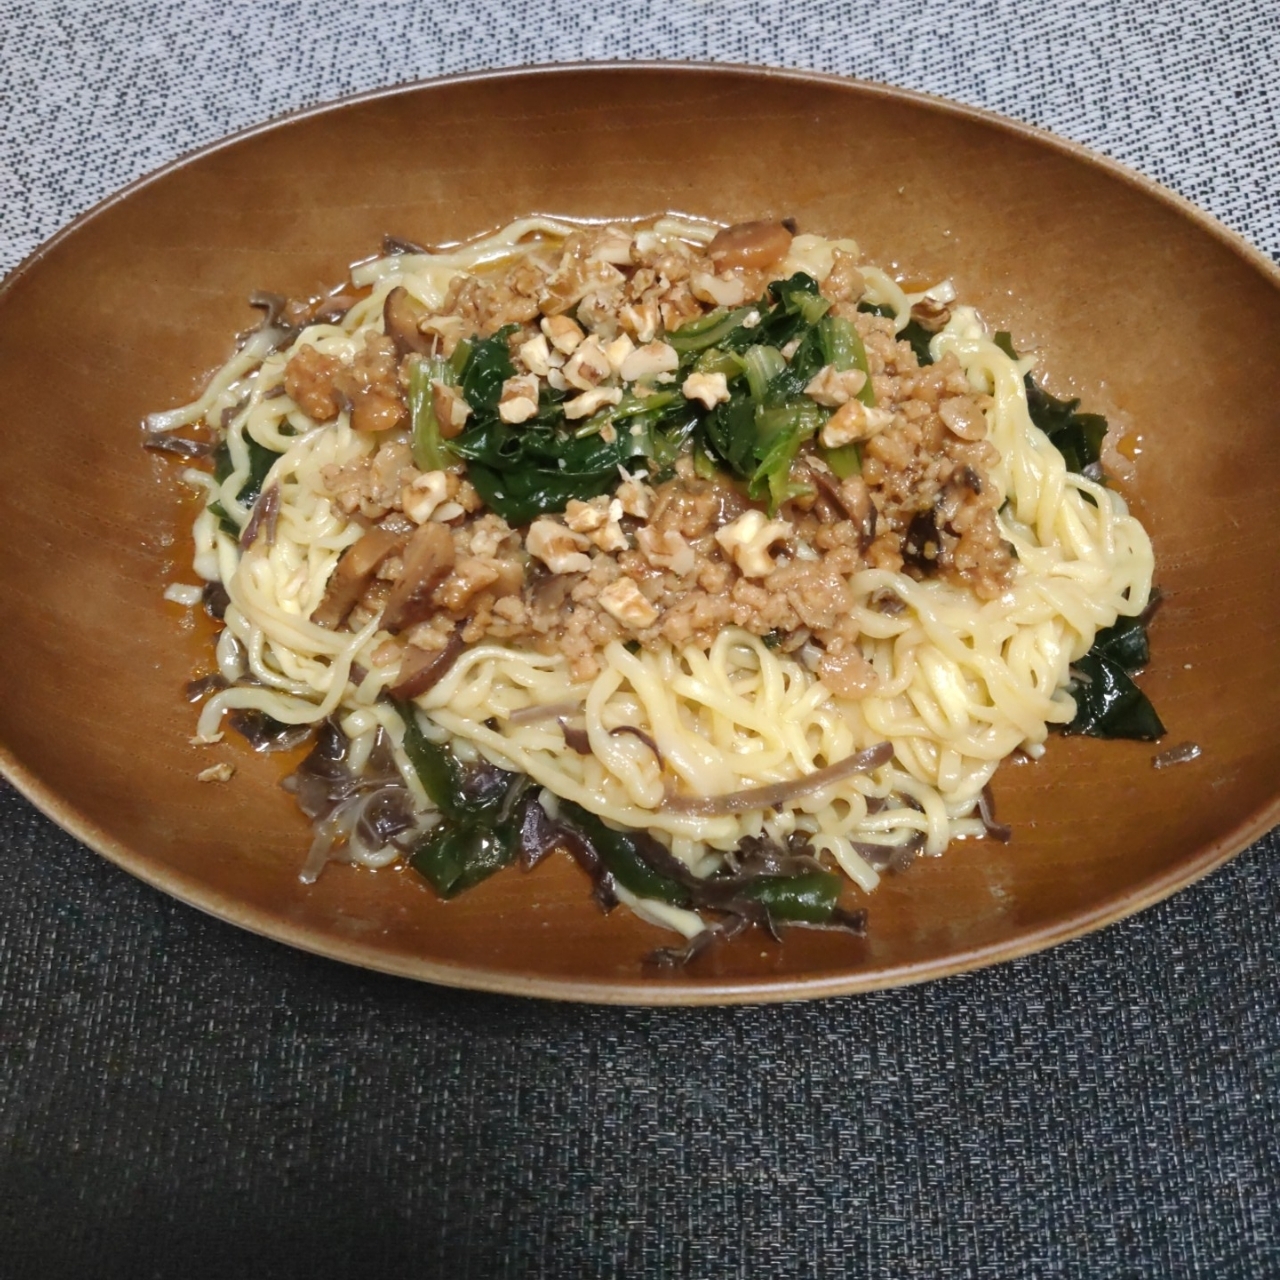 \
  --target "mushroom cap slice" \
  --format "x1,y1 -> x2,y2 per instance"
310,526 -> 407,630
381,521 -> 456,634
